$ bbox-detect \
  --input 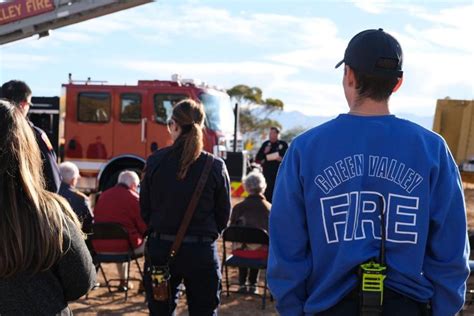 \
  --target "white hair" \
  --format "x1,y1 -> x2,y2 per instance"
118,170 -> 139,188
59,161 -> 80,184
243,170 -> 267,195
